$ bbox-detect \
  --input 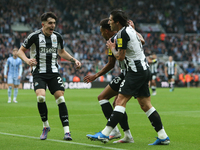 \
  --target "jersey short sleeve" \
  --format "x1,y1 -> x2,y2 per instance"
22,31 -> 38,49
117,28 -> 130,49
